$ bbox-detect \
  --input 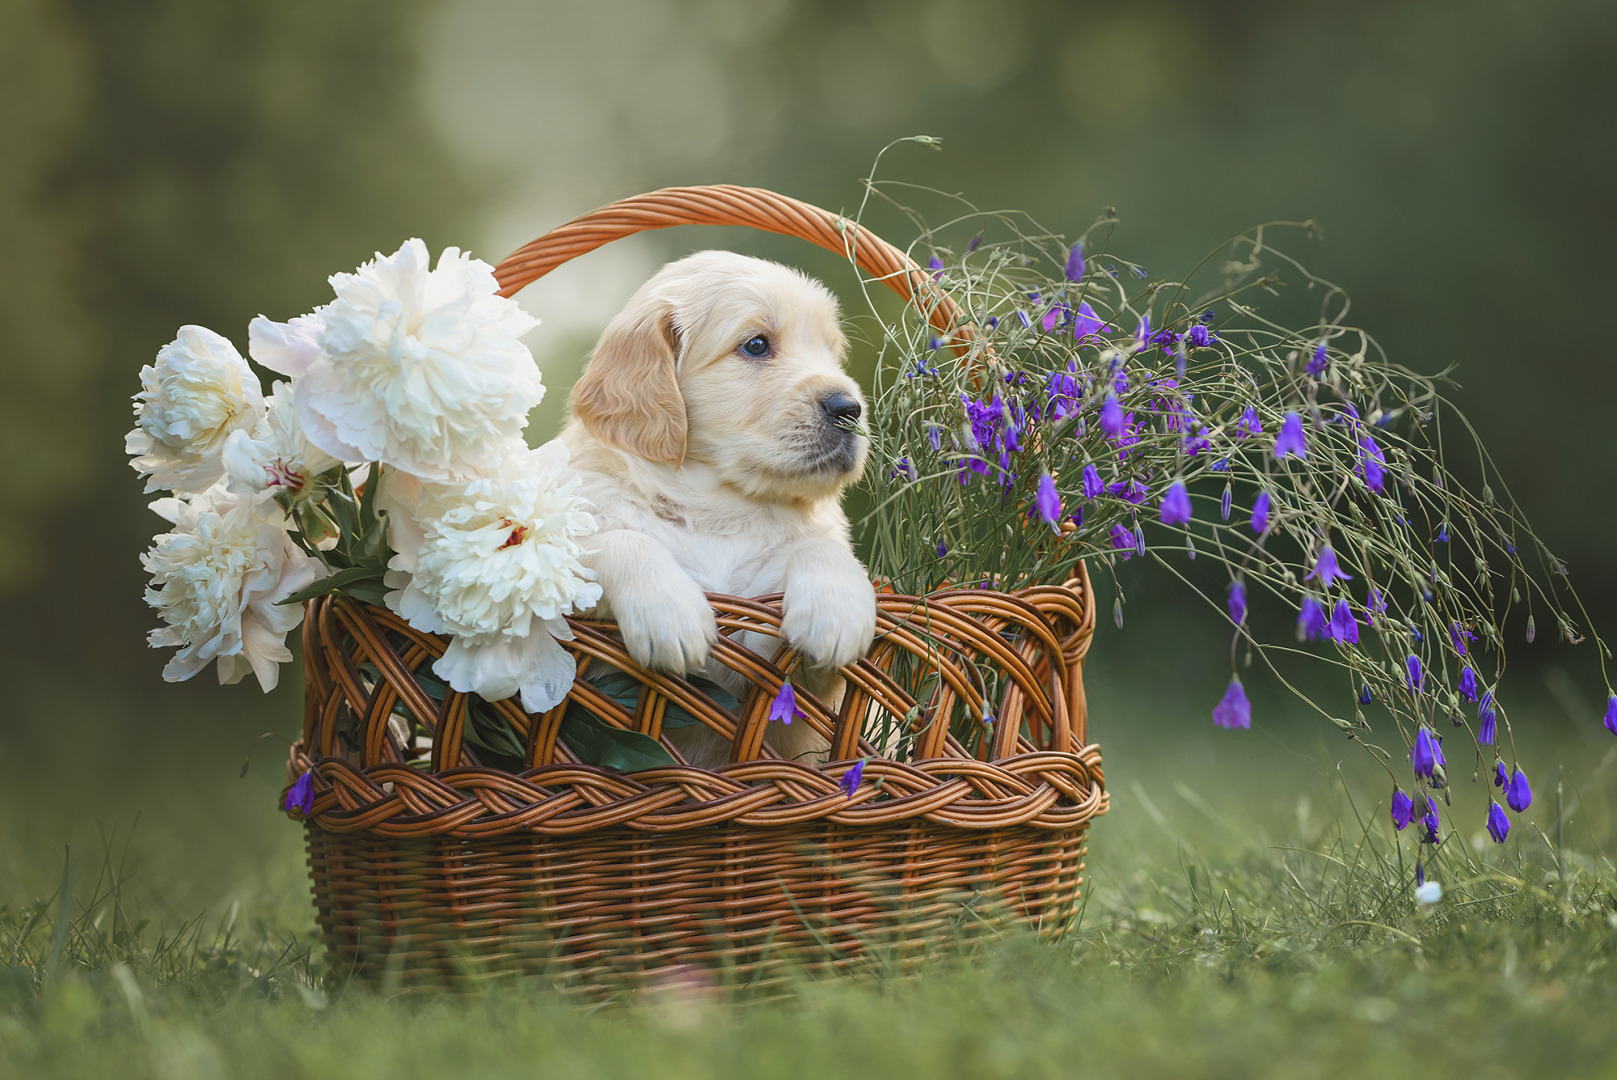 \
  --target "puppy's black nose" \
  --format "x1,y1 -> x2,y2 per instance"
821,393 -> 863,425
